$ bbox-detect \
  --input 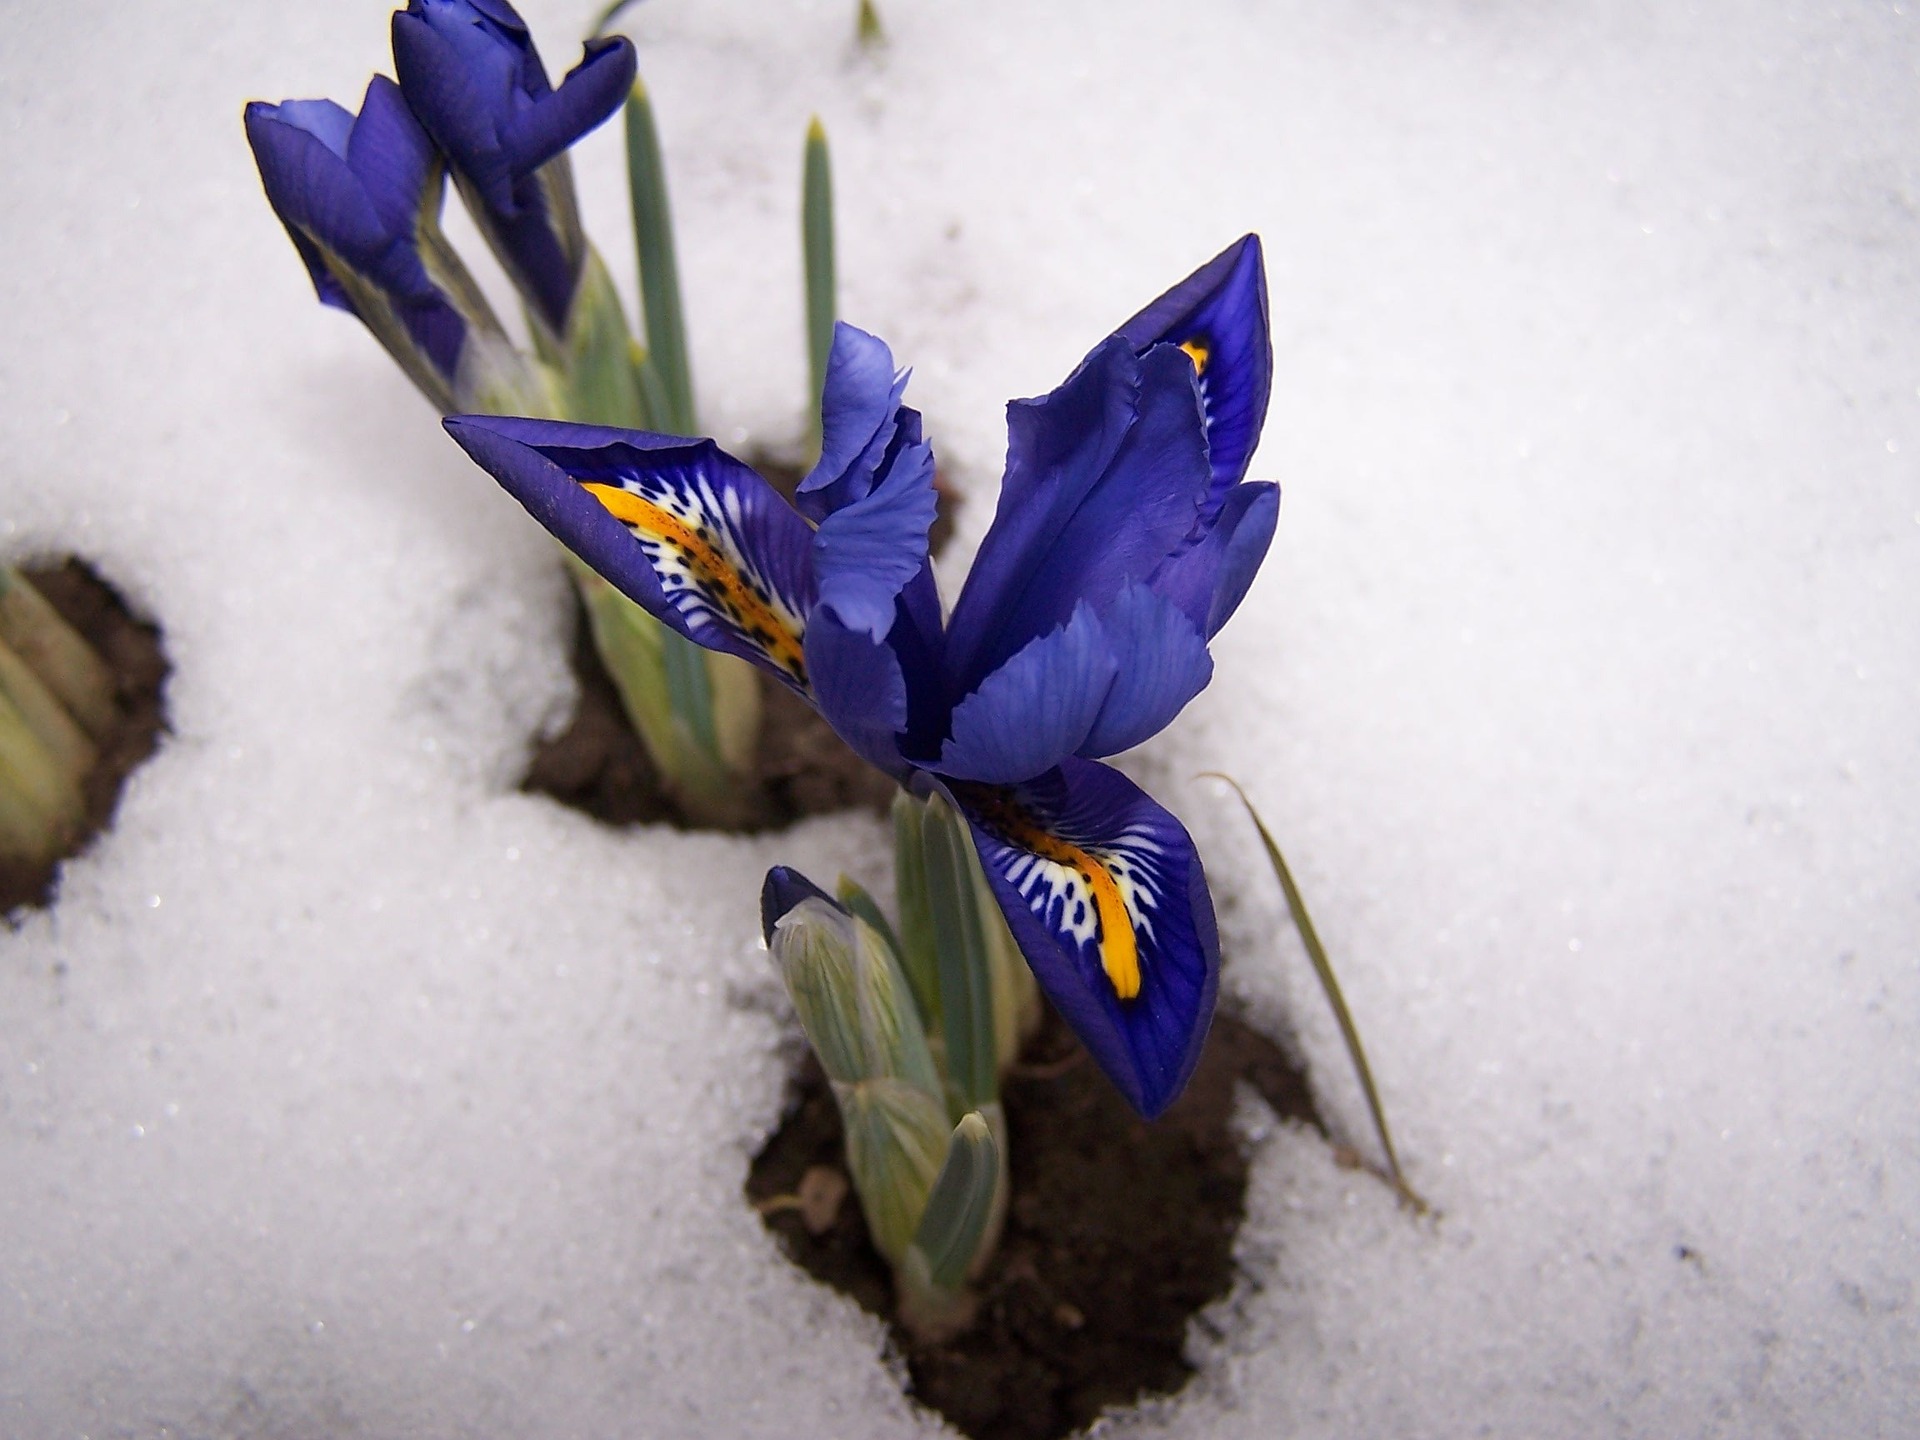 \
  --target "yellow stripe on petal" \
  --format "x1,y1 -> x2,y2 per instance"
583,480 -> 810,687
1178,336 -> 1211,376
963,787 -> 1142,1000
